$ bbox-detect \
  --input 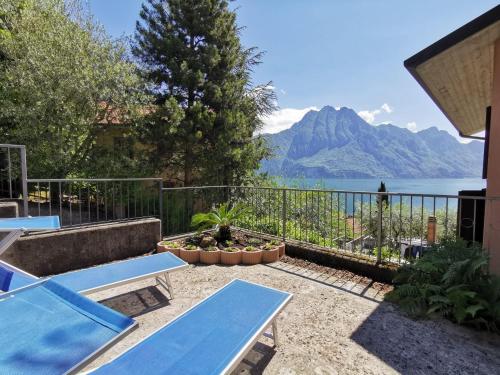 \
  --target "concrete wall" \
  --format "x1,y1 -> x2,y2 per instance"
0,218 -> 161,276
0,202 -> 18,218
